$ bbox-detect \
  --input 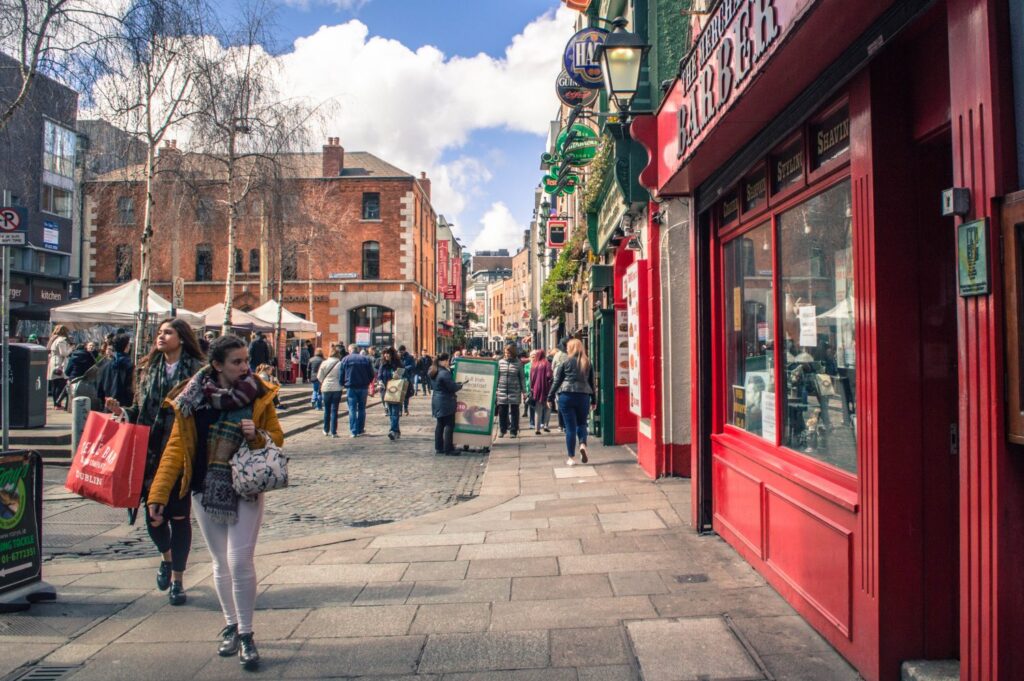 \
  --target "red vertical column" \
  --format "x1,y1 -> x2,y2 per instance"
947,0 -> 1023,678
